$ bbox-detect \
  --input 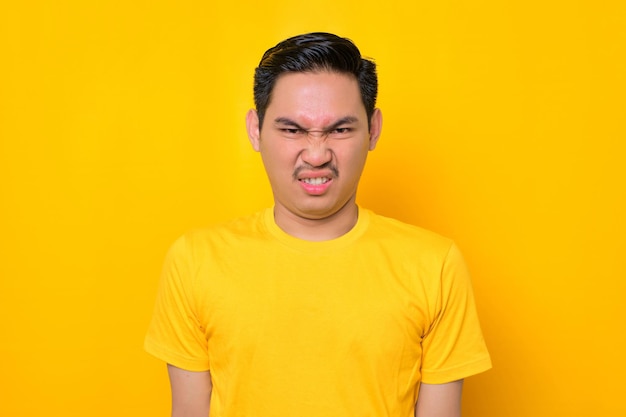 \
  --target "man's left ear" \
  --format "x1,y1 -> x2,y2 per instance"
368,108 -> 383,151
246,109 -> 261,152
